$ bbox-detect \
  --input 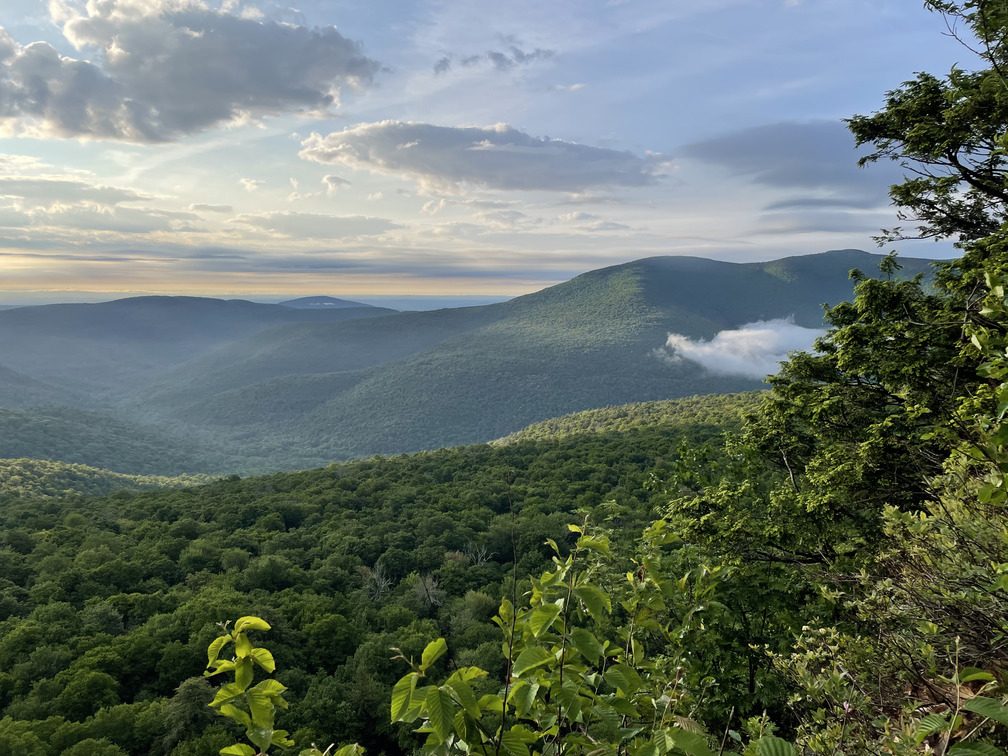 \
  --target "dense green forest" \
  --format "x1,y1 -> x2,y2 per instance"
0,459 -> 211,501
3,3 -> 1008,756
0,401 -> 751,755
